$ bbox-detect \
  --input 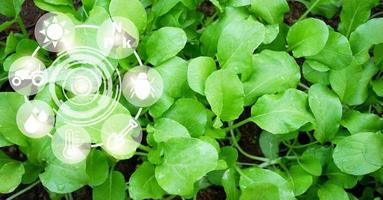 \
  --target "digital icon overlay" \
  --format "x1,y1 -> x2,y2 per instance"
10,12 -> 163,164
